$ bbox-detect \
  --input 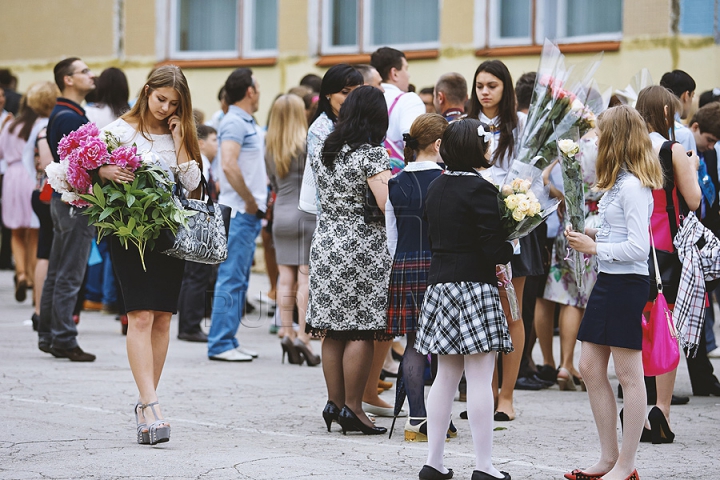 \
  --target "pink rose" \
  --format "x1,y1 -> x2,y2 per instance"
110,145 -> 141,172
77,137 -> 109,170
